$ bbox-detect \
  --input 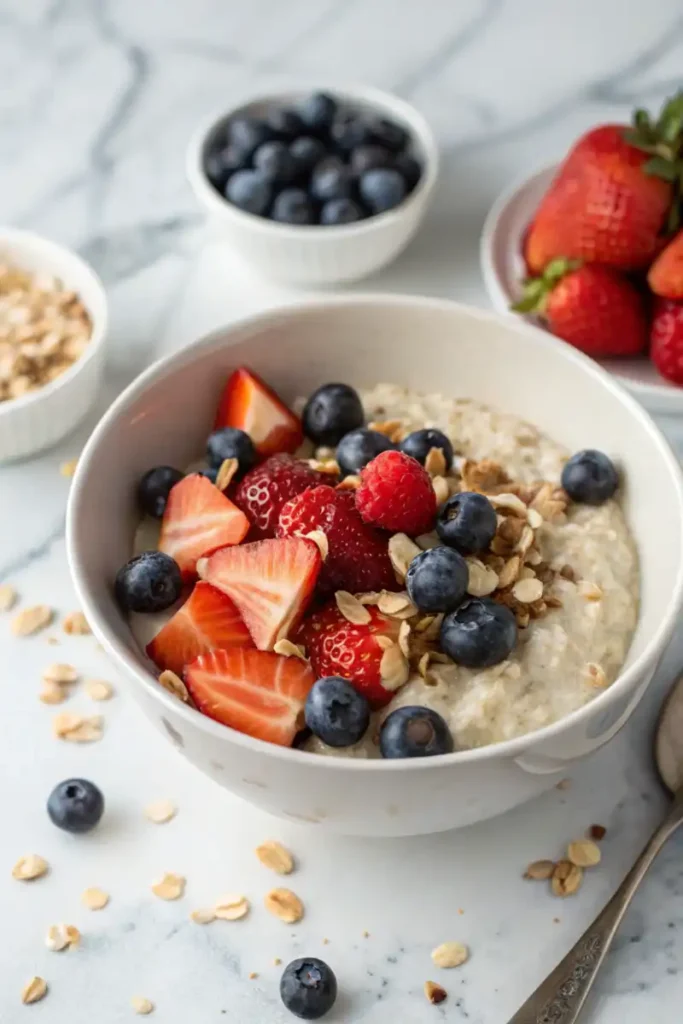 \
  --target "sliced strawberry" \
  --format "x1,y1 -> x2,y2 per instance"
198,537 -> 321,650
214,367 -> 303,457
185,647 -> 315,747
146,582 -> 252,676
159,473 -> 250,580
